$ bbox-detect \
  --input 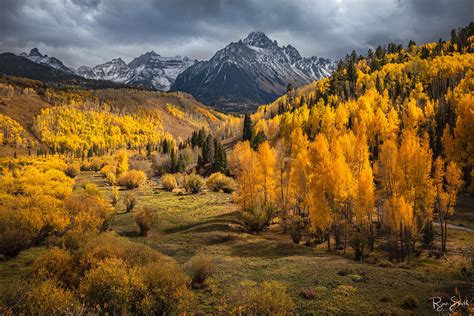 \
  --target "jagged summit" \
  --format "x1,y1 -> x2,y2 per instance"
171,32 -> 335,112
29,48 -> 42,57
77,51 -> 197,91
242,31 -> 277,48
19,47 -> 75,74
